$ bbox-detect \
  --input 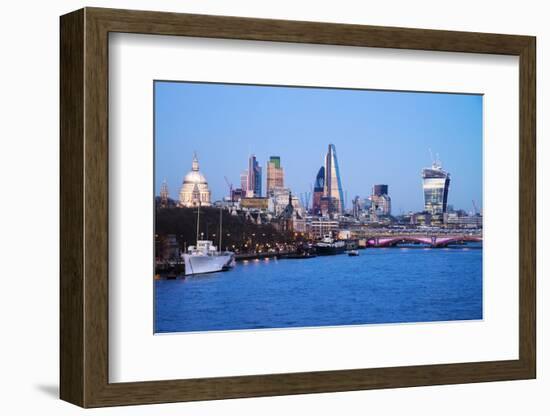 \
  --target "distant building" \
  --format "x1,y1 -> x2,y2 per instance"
430,213 -> 445,227
446,212 -> 482,229
411,212 -> 431,226
271,188 -> 303,217
246,155 -> 262,197
277,192 -> 303,232
240,197 -> 270,211
373,184 -> 388,197
266,156 -> 284,196
240,171 -> 248,192
319,196 -> 338,217
324,144 -> 345,214
159,179 -> 169,208
178,154 -> 211,207
231,187 -> 246,202
370,184 -> 391,216
311,166 -> 325,215
352,196 -> 361,218
422,159 -> 451,214
348,197 -> 371,220
338,229 -> 352,240
307,218 -> 340,239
